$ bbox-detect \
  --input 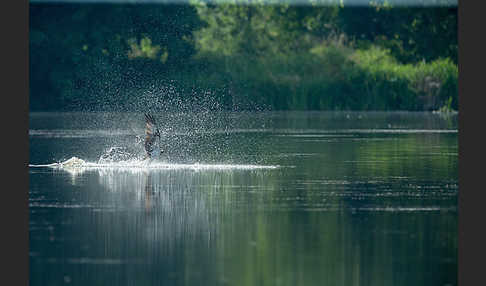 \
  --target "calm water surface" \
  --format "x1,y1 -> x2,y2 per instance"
29,112 -> 458,286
